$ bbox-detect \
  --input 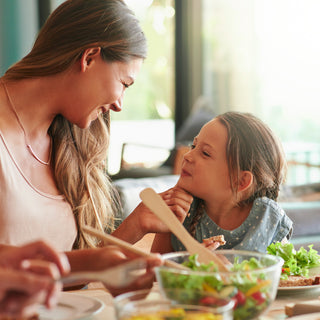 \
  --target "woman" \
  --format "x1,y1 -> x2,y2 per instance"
0,0 -> 192,293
